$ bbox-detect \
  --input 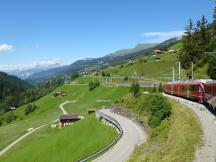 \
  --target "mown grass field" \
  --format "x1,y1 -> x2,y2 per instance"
120,96 -> 202,162
64,85 -> 129,115
0,85 -> 129,151
0,115 -> 118,162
